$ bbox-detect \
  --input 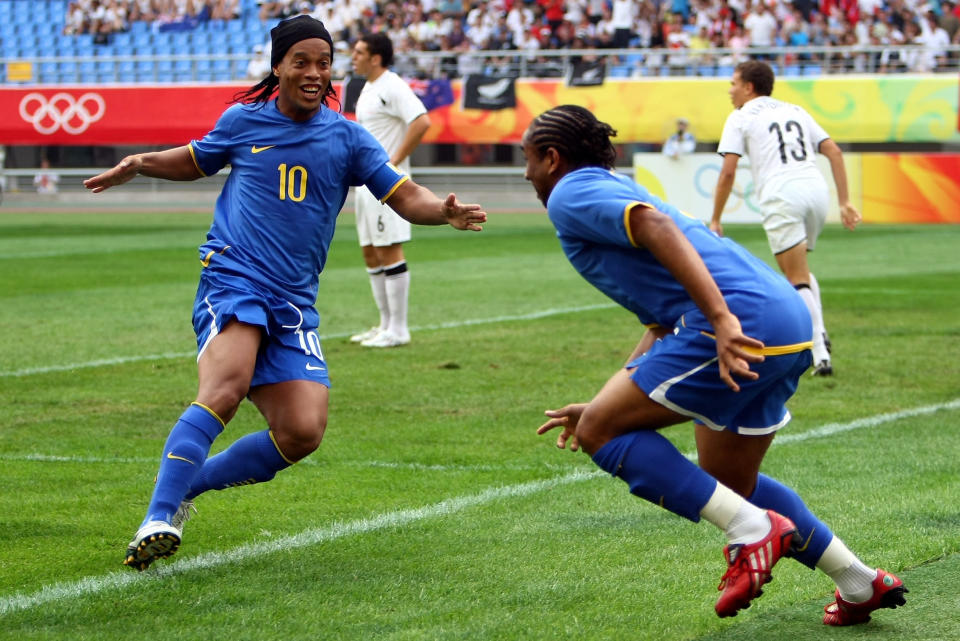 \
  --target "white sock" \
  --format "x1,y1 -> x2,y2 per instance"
816,536 -> 877,603
797,284 -> 829,363
809,272 -> 828,346
700,483 -> 771,545
367,268 -> 389,331
384,261 -> 409,338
